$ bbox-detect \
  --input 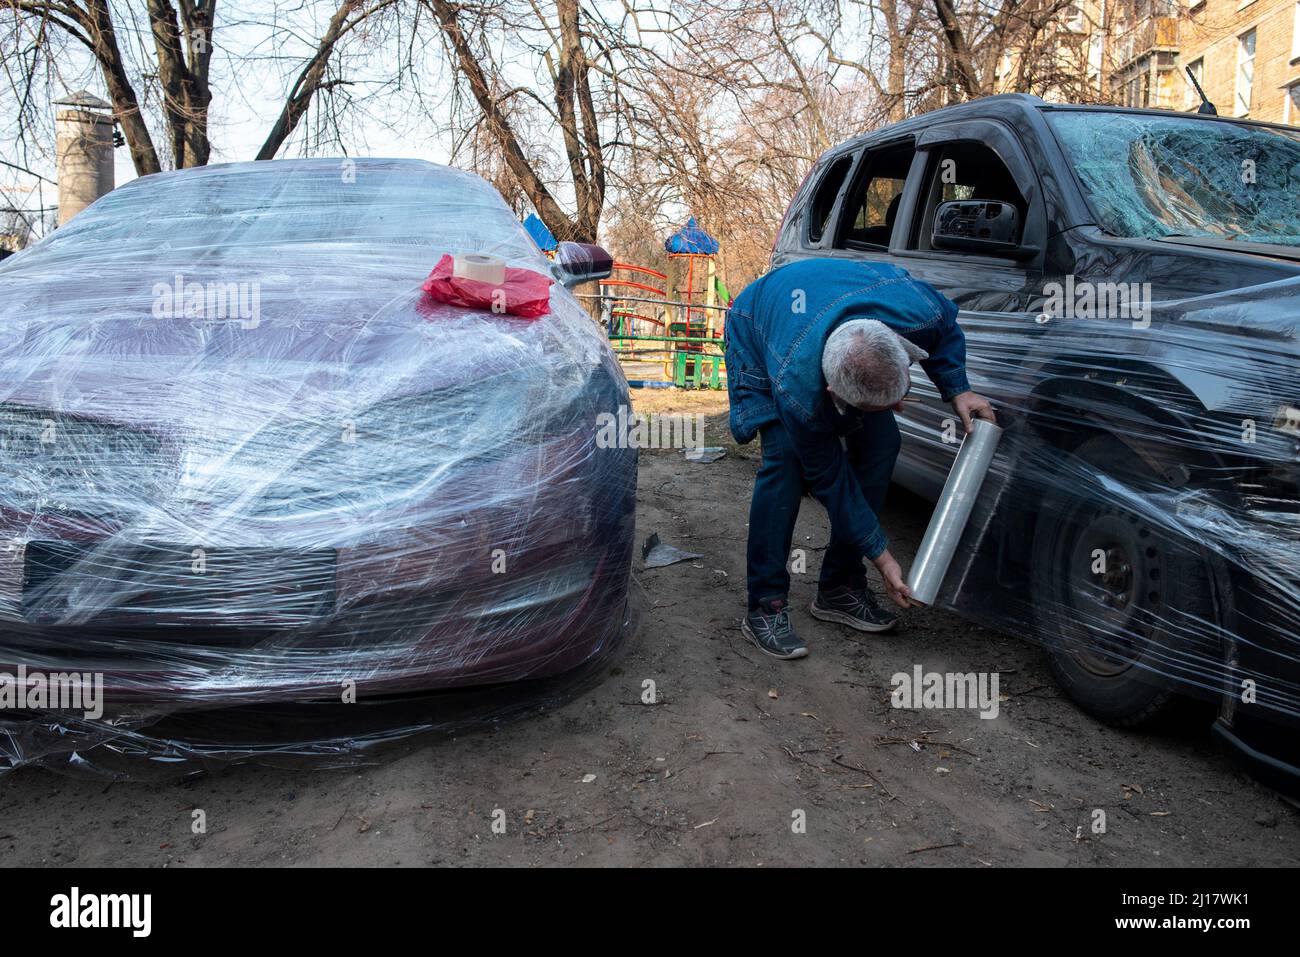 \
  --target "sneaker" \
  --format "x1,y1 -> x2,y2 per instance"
742,598 -> 808,659
810,584 -> 898,633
